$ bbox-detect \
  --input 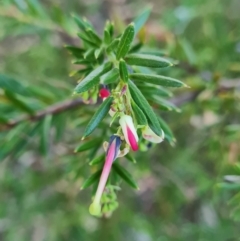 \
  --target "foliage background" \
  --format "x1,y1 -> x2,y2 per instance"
0,0 -> 240,240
